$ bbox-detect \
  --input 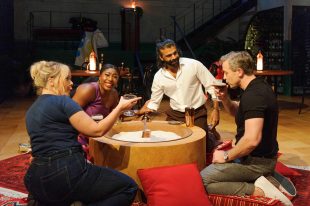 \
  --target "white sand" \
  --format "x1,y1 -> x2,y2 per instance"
111,130 -> 181,142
